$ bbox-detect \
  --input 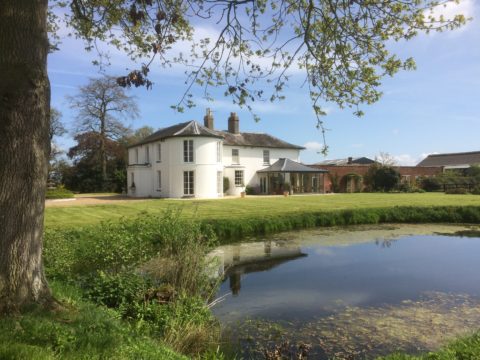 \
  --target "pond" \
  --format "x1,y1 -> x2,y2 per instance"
210,224 -> 480,359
